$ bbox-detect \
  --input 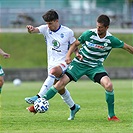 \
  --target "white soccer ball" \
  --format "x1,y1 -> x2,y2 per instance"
34,98 -> 49,113
13,78 -> 22,86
